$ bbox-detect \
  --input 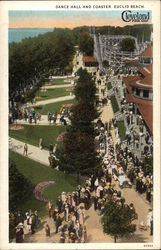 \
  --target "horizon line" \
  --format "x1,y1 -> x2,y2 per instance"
9,23 -> 152,29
